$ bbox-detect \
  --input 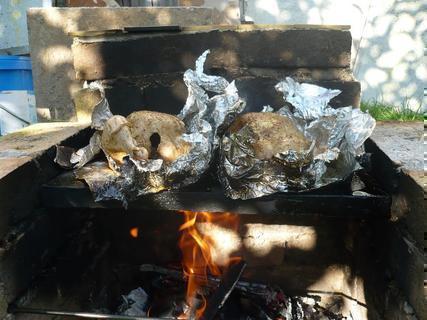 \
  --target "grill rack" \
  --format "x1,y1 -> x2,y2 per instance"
41,169 -> 390,218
